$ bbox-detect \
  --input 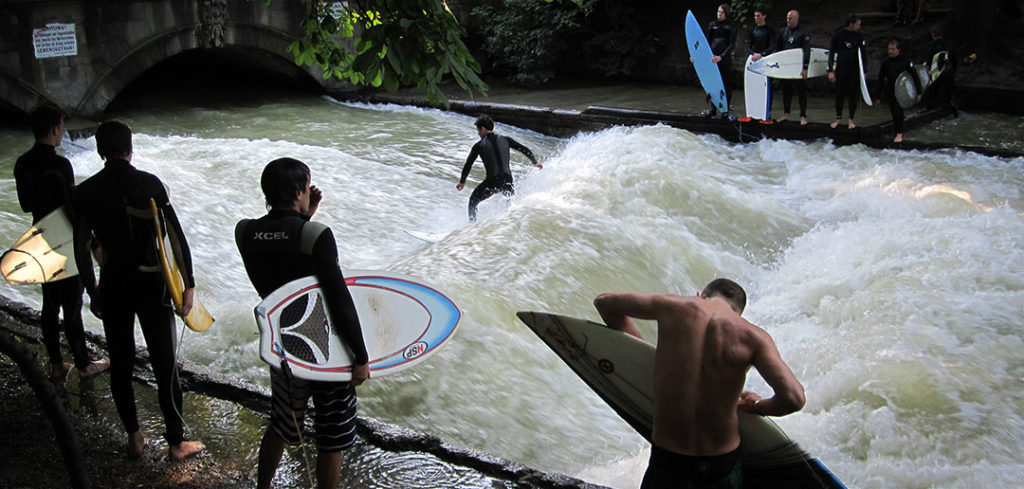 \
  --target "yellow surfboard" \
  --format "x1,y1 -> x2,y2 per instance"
150,199 -> 213,332
1,208 -> 78,285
